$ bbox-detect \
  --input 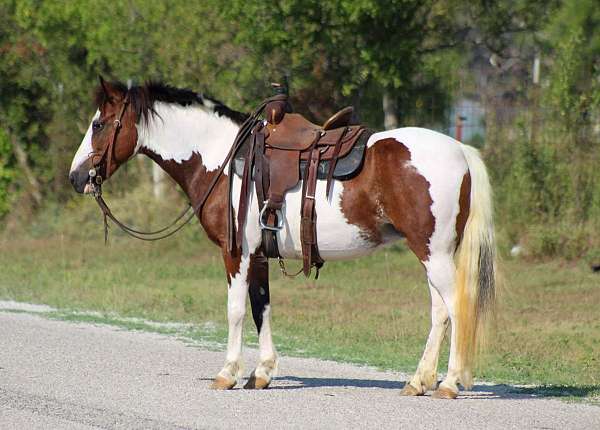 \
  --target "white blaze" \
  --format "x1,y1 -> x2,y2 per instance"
70,110 -> 100,173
